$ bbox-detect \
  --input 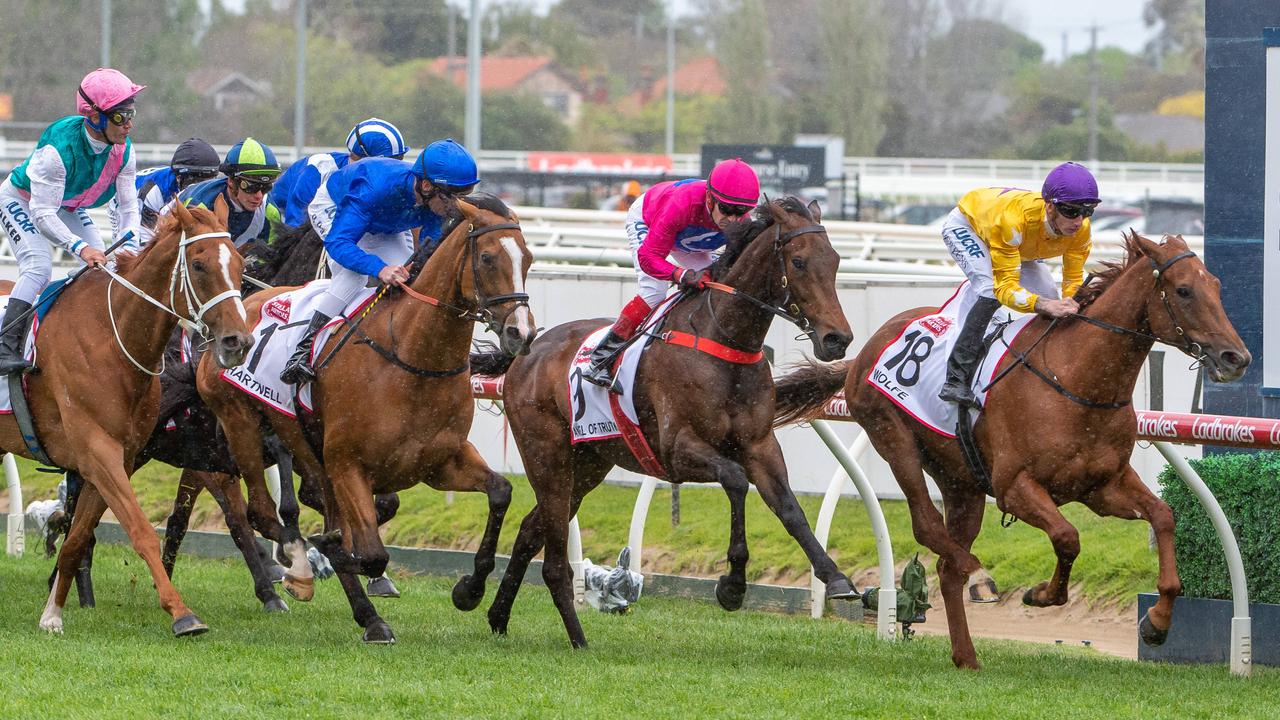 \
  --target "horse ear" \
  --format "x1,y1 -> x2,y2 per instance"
455,200 -> 481,223
1127,229 -> 1161,259
806,199 -> 822,224
212,192 -> 231,229
171,197 -> 194,227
